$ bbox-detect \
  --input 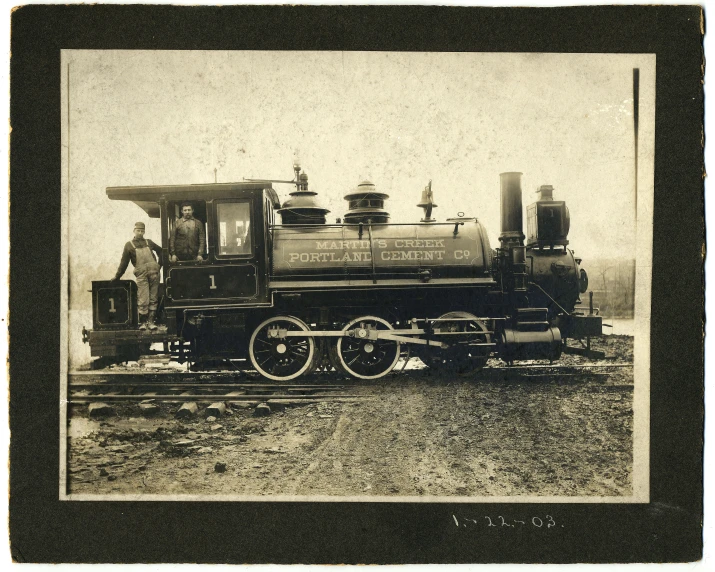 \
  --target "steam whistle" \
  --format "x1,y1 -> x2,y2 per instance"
246,160 -> 329,225
417,180 -> 437,222
244,158 -> 306,194
292,157 -> 305,192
